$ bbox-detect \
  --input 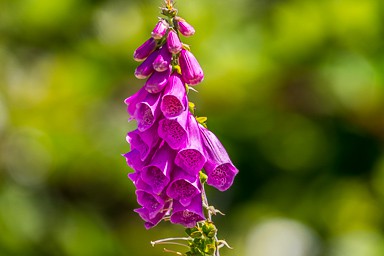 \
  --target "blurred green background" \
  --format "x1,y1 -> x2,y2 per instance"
1,0 -> 384,255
